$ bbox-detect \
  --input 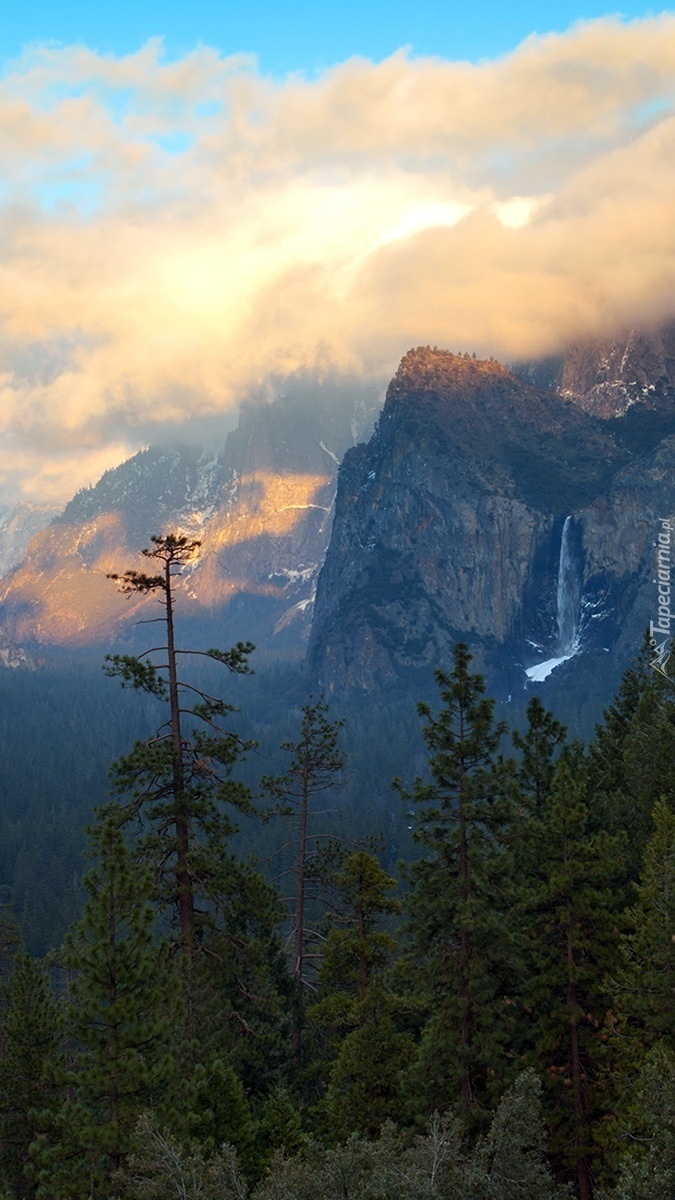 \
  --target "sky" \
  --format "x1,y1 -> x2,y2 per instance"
1,1 -> 675,507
